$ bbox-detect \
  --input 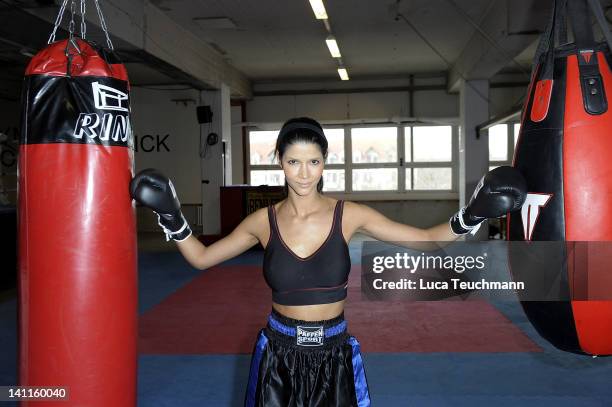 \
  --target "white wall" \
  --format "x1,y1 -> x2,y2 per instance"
245,90 -> 459,123
129,87 -> 204,232
130,87 -> 202,204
